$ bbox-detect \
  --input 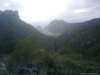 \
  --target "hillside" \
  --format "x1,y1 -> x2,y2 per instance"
44,19 -> 100,52
0,10 -> 51,55
46,19 -> 100,70
0,10 -> 100,74
43,19 -> 100,73
61,19 -> 100,59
